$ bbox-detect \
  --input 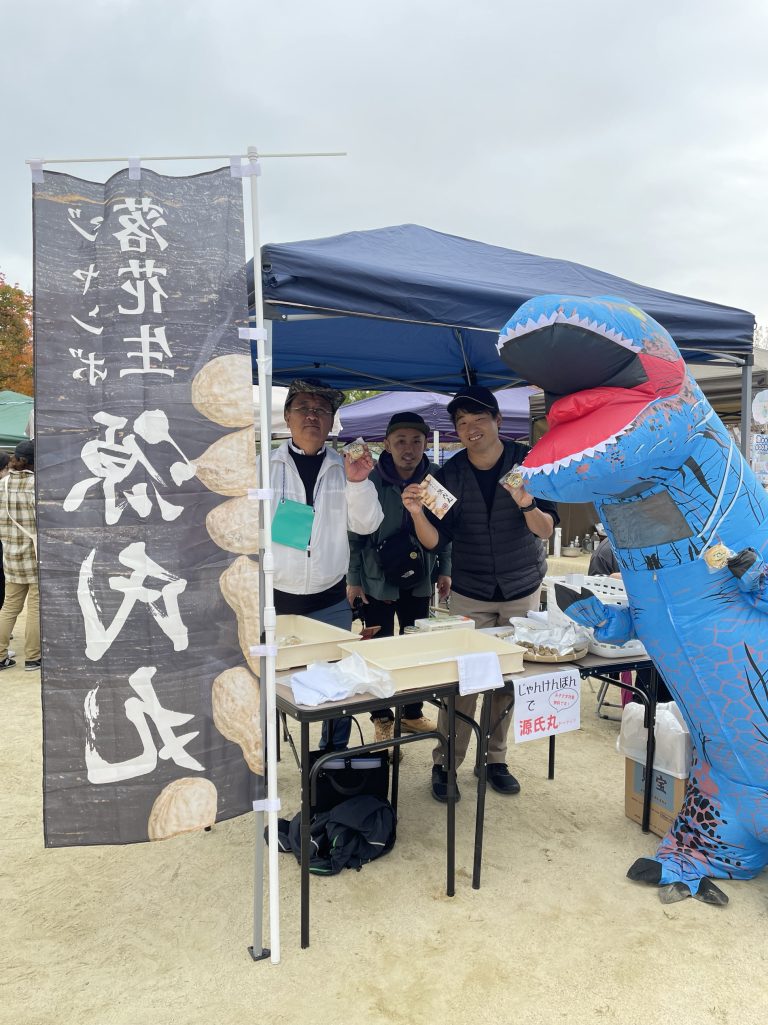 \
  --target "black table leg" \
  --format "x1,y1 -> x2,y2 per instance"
391,706 -> 401,815
472,690 -> 493,889
300,722 -> 311,949
446,692 -> 456,897
641,668 -> 659,833
548,735 -> 556,780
